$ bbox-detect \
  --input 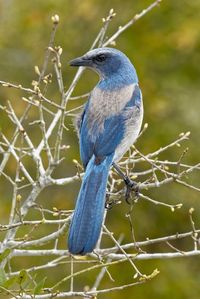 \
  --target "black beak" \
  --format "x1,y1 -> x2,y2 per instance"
69,56 -> 91,67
